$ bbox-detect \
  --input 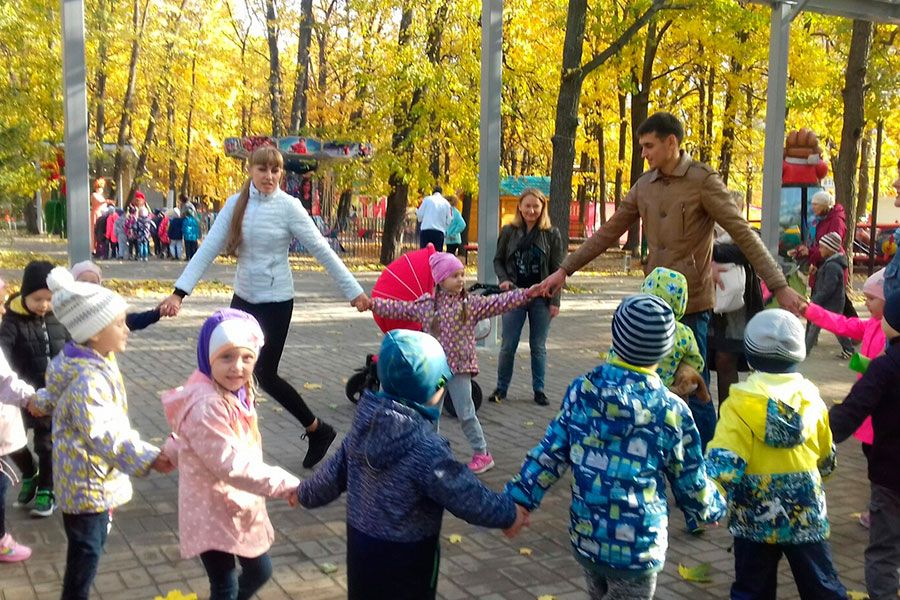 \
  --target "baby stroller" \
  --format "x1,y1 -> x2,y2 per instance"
345,245 -> 499,417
